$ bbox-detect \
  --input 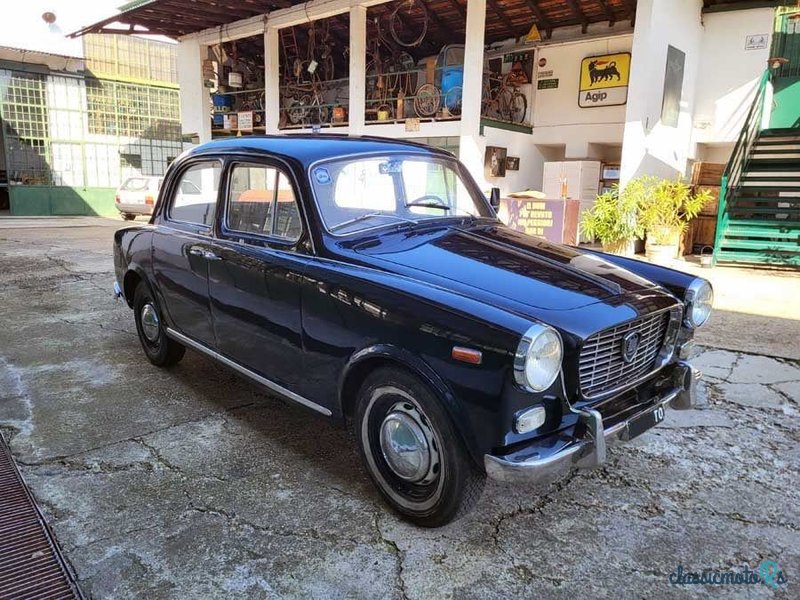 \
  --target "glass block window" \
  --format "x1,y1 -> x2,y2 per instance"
0,70 -> 51,184
84,34 -> 178,84
0,67 -> 181,189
